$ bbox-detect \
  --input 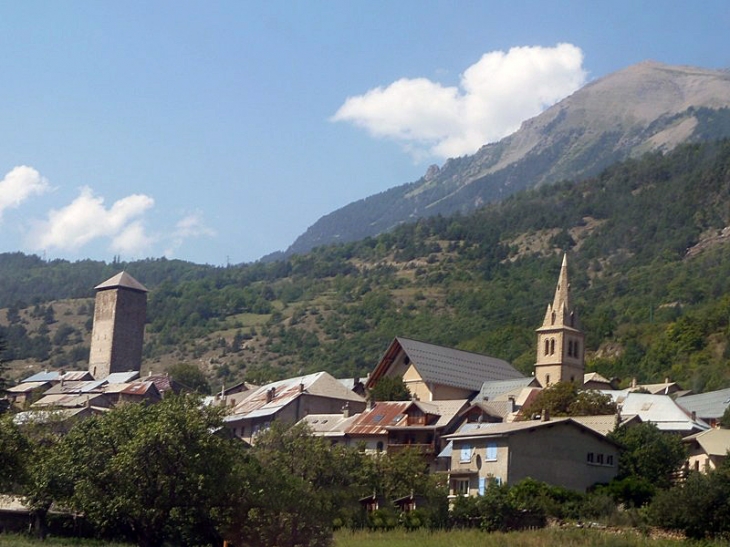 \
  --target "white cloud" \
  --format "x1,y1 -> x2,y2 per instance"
0,166 -> 50,220
27,187 -> 155,254
163,212 -> 216,258
332,44 -> 587,159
